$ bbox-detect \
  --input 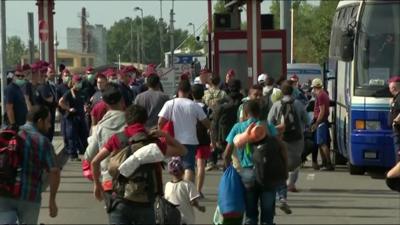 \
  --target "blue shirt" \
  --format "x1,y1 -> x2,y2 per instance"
226,118 -> 278,168
5,83 -> 28,126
